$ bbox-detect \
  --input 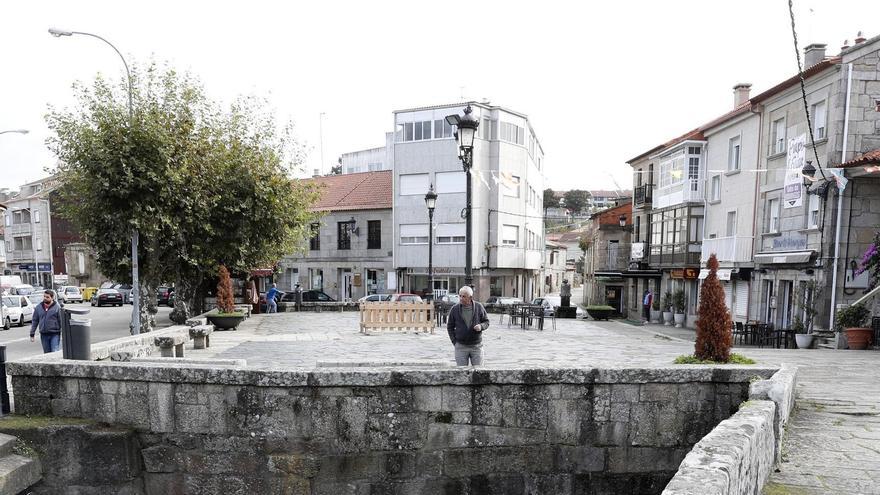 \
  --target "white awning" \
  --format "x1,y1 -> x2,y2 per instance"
699,269 -> 731,280
754,251 -> 814,265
